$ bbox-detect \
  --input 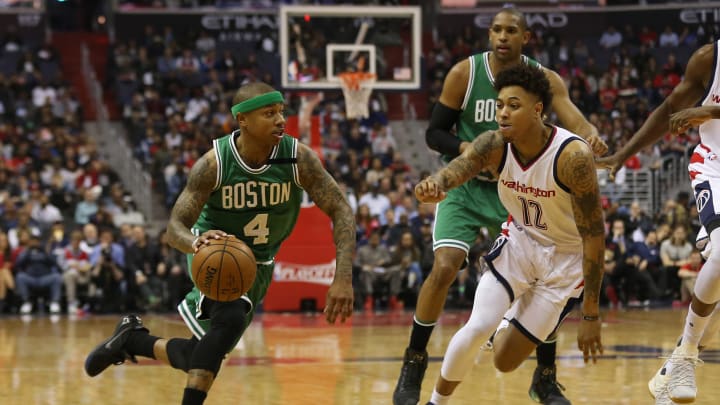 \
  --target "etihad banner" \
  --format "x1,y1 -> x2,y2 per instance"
438,6 -> 720,37
114,11 -> 277,45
